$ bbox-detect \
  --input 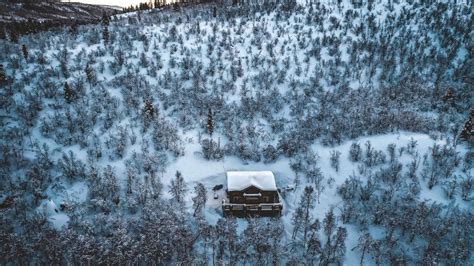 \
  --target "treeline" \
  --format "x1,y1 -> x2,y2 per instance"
0,1 -> 119,42
121,0 -> 294,13
0,19 -> 97,43
123,0 -> 223,12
